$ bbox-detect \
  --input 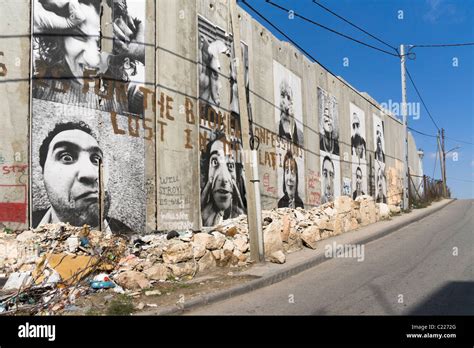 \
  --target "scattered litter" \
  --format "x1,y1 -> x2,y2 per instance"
144,290 -> 162,296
